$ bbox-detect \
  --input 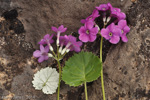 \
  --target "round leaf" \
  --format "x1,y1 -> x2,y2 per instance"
32,67 -> 59,94
62,52 -> 102,86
